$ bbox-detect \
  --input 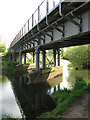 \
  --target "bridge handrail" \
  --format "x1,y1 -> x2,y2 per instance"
10,0 -> 64,47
